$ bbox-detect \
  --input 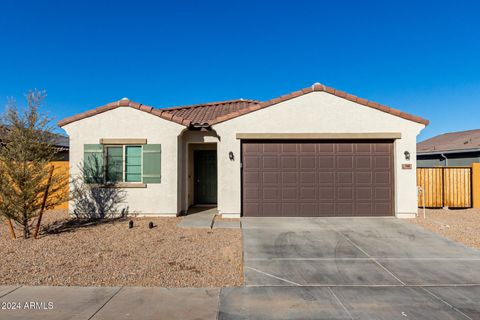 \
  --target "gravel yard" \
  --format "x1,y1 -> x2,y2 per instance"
0,210 -> 242,287
410,208 -> 480,250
